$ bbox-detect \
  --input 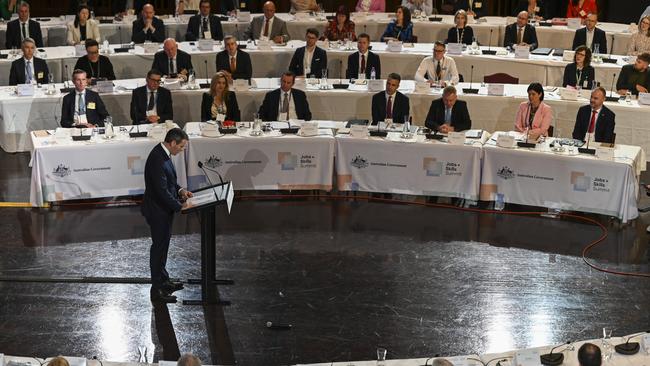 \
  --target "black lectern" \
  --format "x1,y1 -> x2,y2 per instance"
181,181 -> 235,305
